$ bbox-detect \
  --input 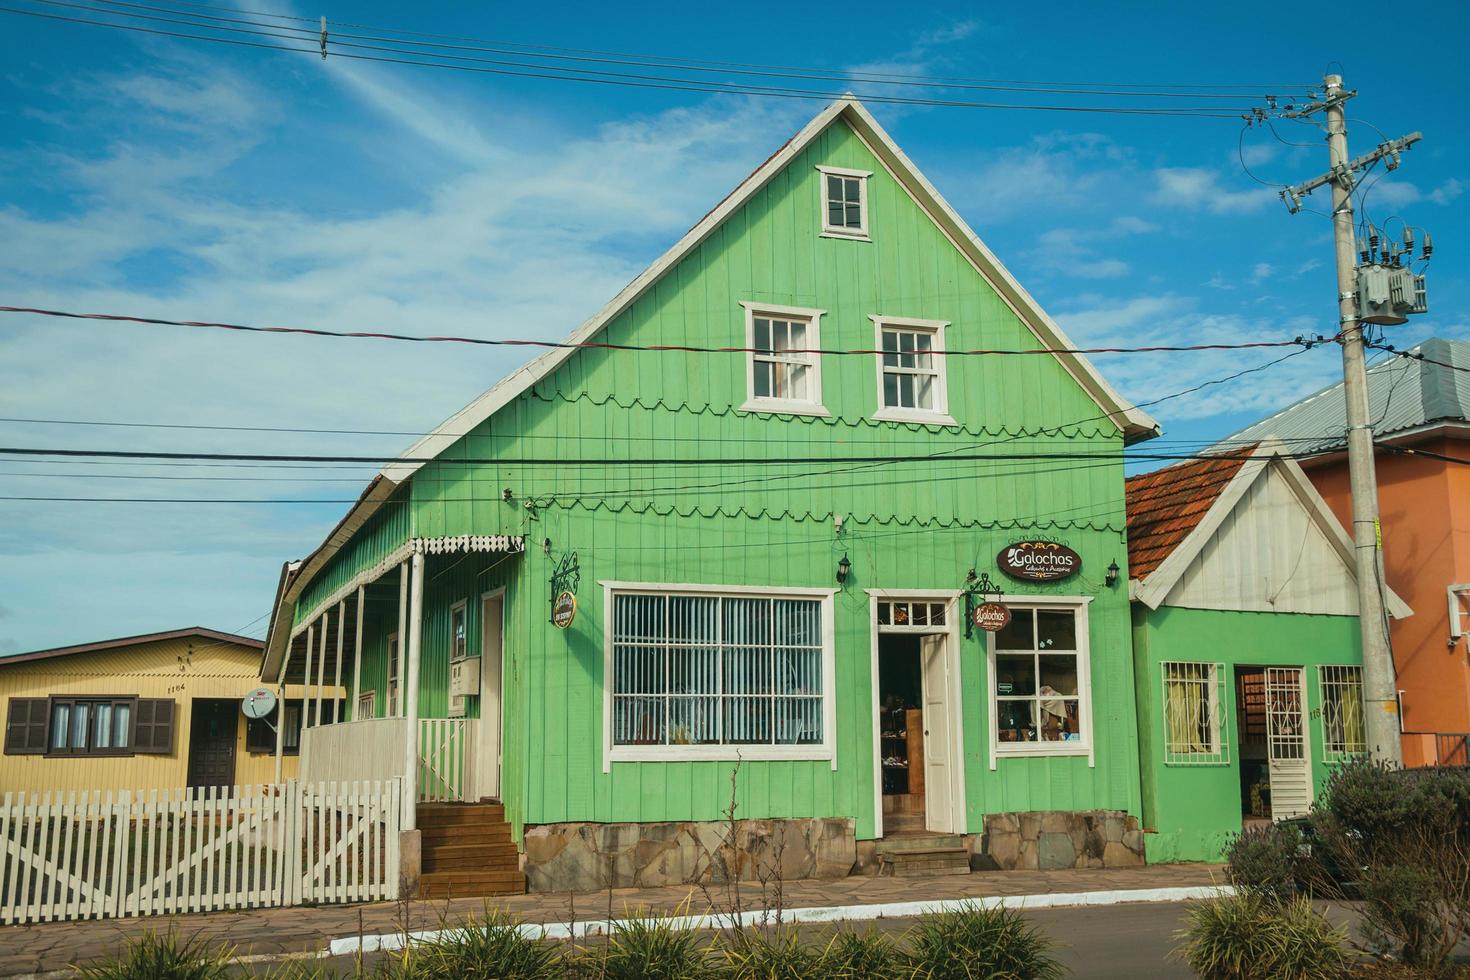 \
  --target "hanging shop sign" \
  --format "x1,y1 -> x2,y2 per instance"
972,601 -> 1012,633
552,590 -> 578,629
997,540 -> 1082,582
